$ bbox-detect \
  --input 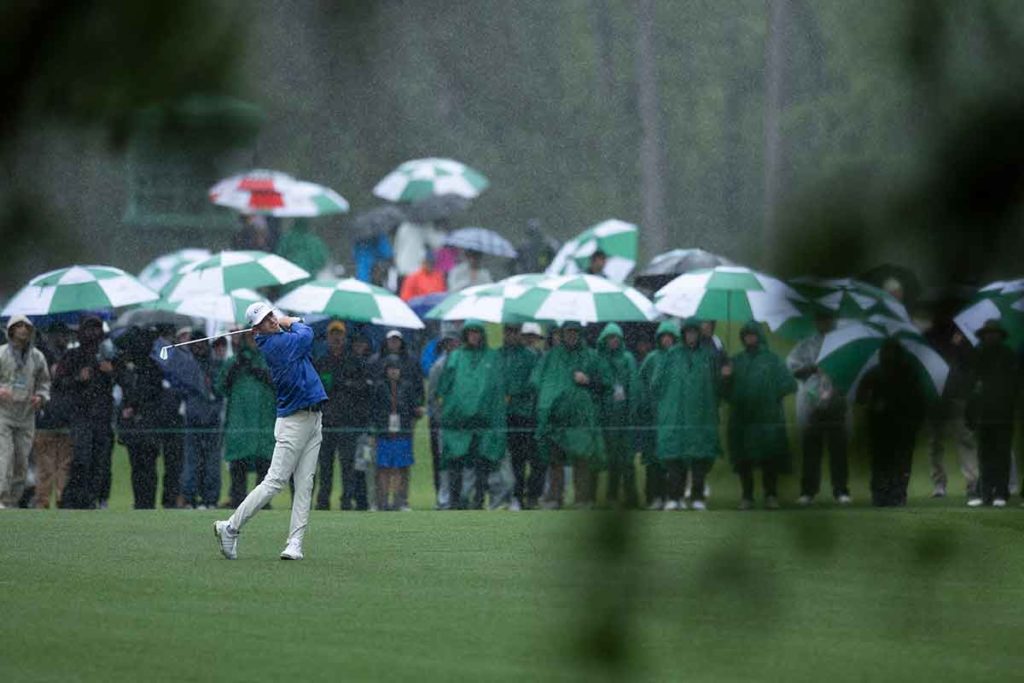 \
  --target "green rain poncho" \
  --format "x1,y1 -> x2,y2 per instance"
651,319 -> 721,462
436,320 -> 507,465
597,323 -> 639,452
276,219 -> 329,284
530,327 -> 609,465
215,344 -> 277,463
724,321 -> 797,469
500,341 -> 539,420
637,320 -> 680,464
